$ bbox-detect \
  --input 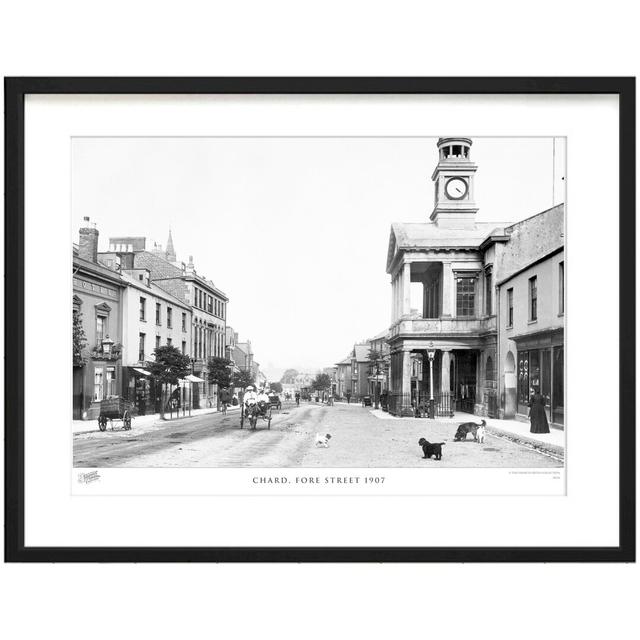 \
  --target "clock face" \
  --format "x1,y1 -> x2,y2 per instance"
445,177 -> 468,200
